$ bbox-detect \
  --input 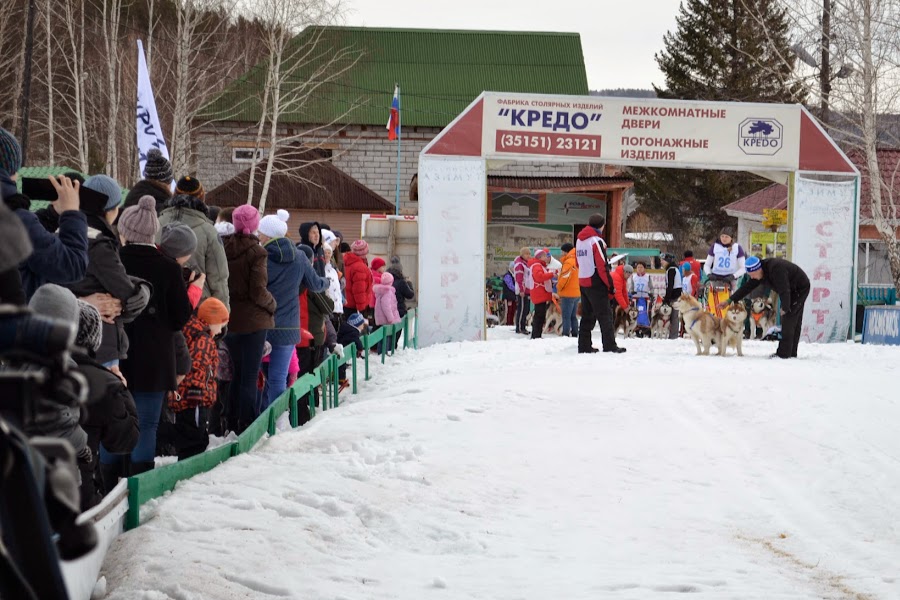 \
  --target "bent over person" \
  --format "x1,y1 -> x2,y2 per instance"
719,256 -> 810,359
